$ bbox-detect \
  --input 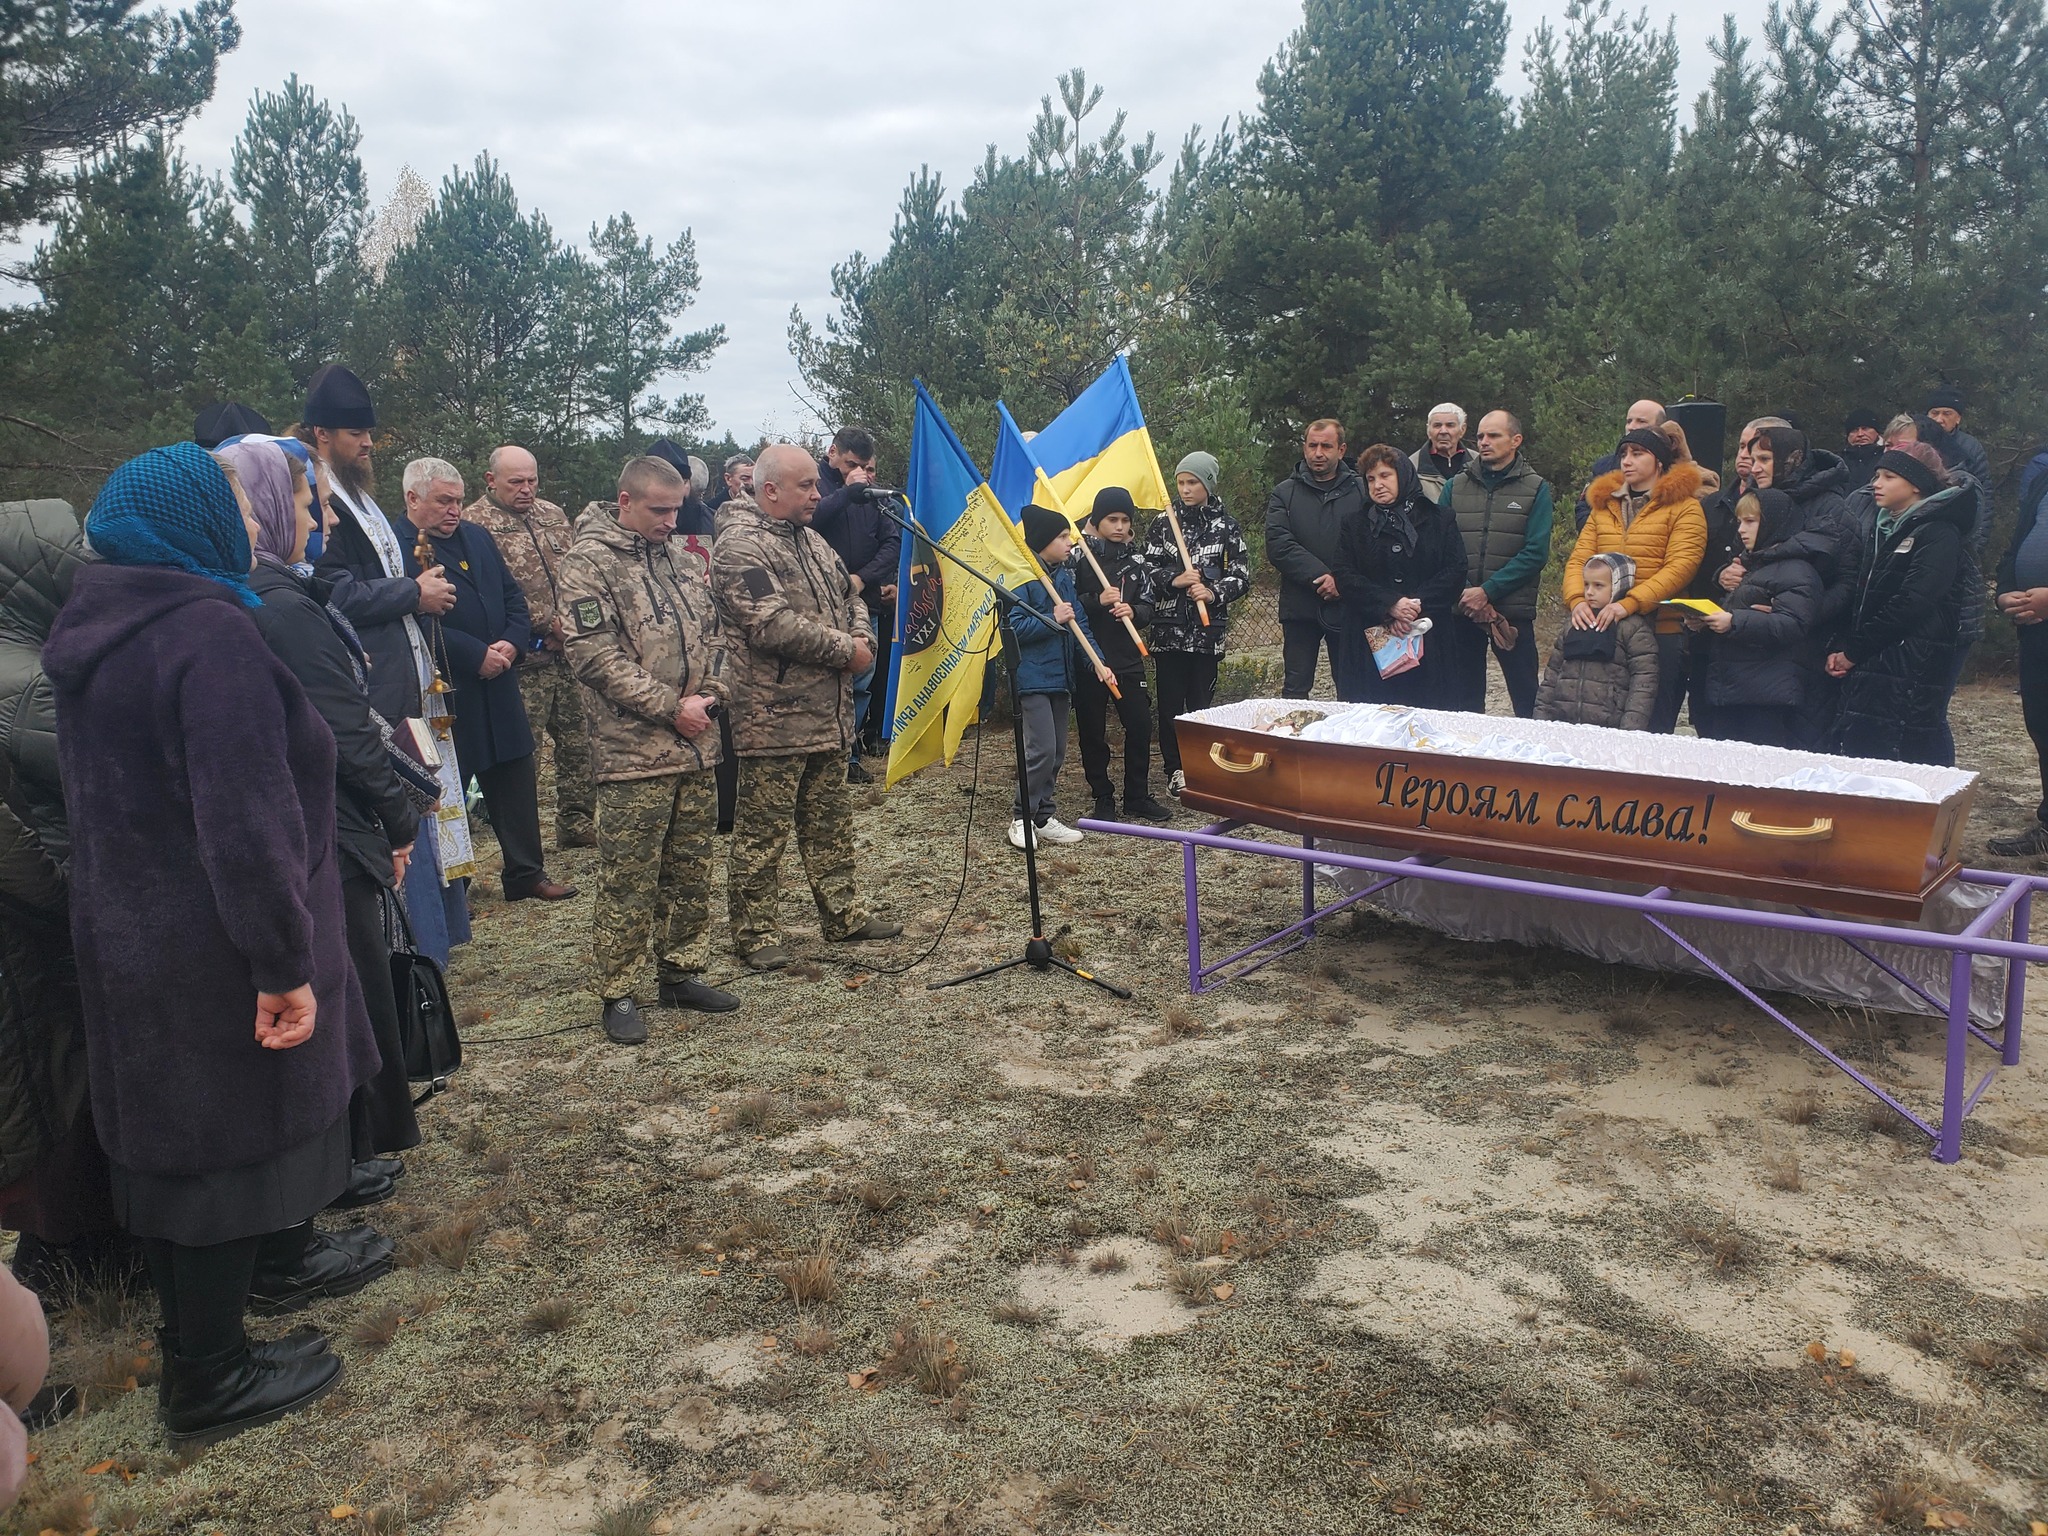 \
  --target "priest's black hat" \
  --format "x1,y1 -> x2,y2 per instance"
192,401 -> 272,449
302,364 -> 377,430
646,437 -> 692,480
